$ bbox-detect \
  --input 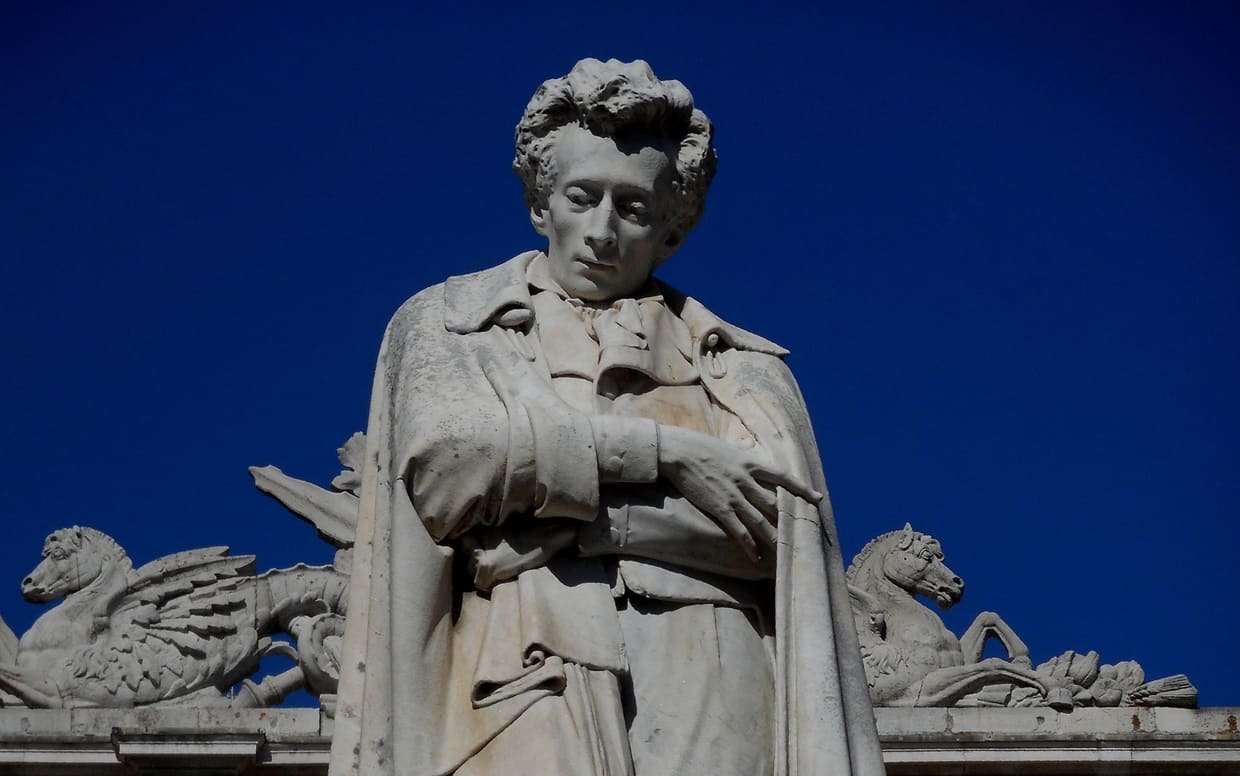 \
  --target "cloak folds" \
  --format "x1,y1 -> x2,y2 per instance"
327,253 -> 885,776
